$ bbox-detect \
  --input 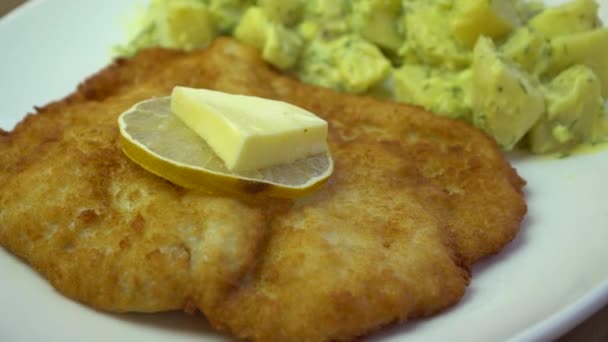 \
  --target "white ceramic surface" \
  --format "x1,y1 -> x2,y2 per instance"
1,1 -> 607,341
